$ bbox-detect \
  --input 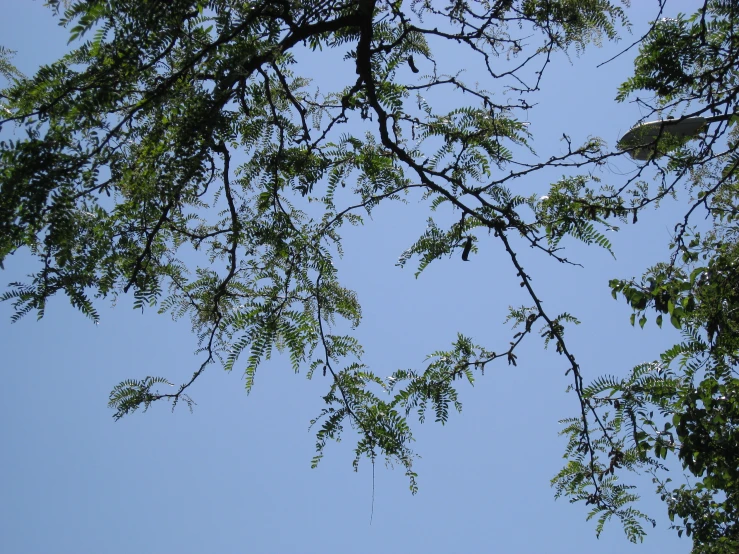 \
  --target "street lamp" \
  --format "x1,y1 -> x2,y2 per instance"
617,114 -> 734,161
